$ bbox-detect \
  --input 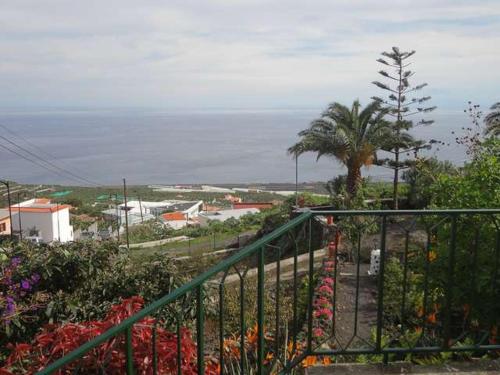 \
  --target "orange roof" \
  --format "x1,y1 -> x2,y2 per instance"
35,198 -> 51,204
10,204 -> 71,214
162,212 -> 186,221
